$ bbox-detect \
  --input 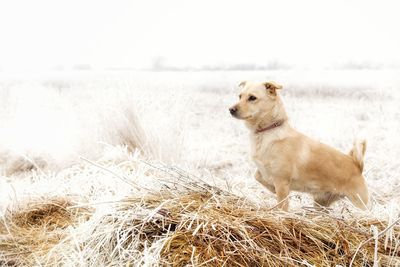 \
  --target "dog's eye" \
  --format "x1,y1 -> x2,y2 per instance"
239,94 -> 242,99
248,95 -> 257,101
